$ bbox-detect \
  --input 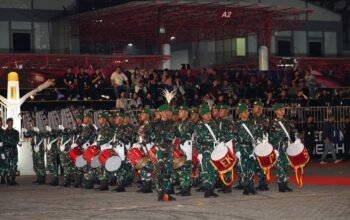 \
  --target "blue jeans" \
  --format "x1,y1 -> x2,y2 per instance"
114,85 -> 130,98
